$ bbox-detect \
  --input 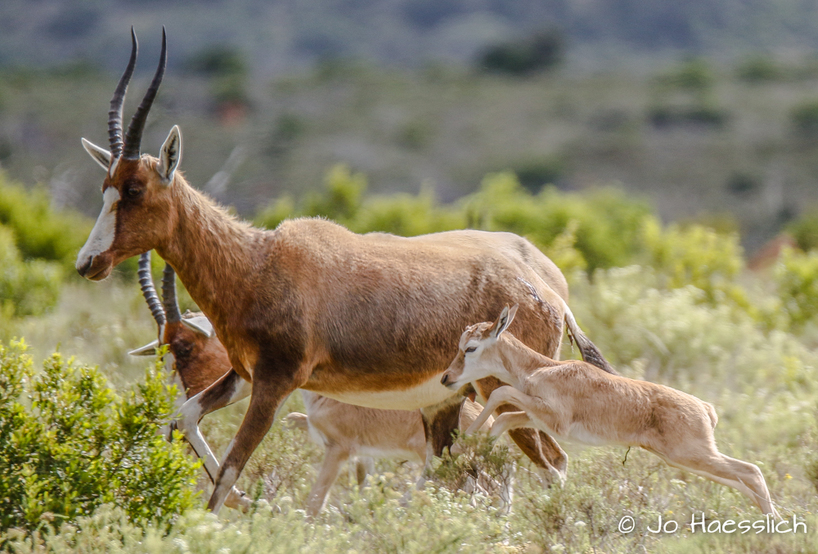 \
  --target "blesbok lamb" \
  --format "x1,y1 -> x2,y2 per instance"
440,305 -> 779,516
287,393 -> 498,516
130,252 -> 498,515
76,28 -> 613,514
